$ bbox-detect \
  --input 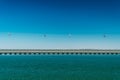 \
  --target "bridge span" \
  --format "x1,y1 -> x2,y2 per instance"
0,49 -> 120,55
